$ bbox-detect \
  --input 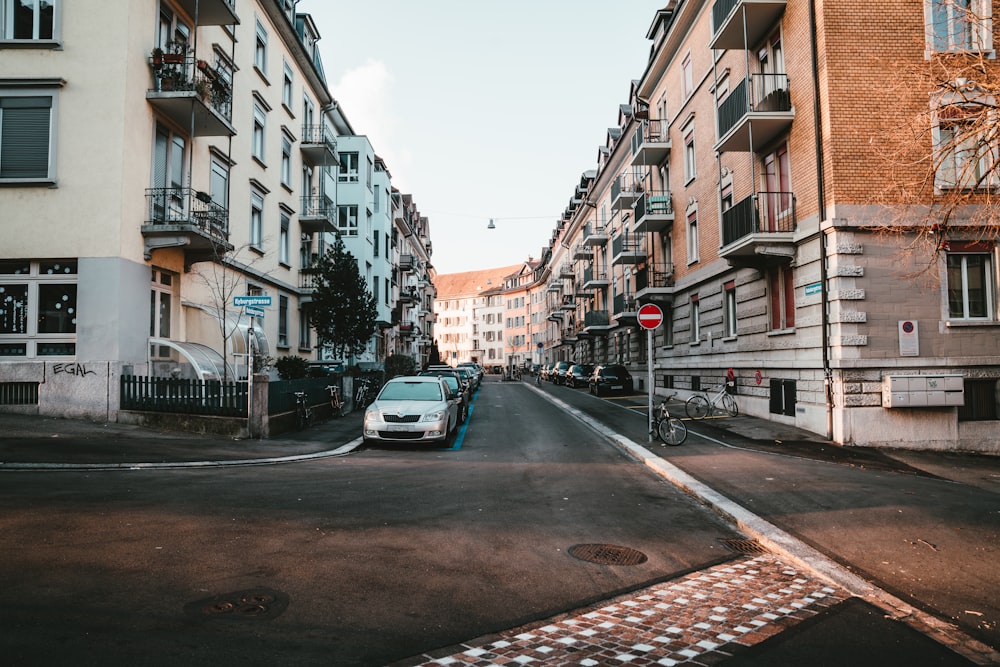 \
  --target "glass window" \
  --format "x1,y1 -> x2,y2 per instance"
339,152 -> 359,182
280,133 -> 292,186
0,259 -> 77,358
690,295 -> 700,343
282,62 -> 293,108
252,102 -> 266,161
686,210 -> 699,264
250,190 -> 264,247
0,95 -> 54,181
769,265 -> 795,330
278,295 -> 288,347
928,0 -> 990,52
724,281 -> 737,337
684,129 -> 696,182
1,0 -> 56,40
279,211 -> 290,264
338,205 -> 358,236
254,19 -> 268,73
947,250 -> 995,319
